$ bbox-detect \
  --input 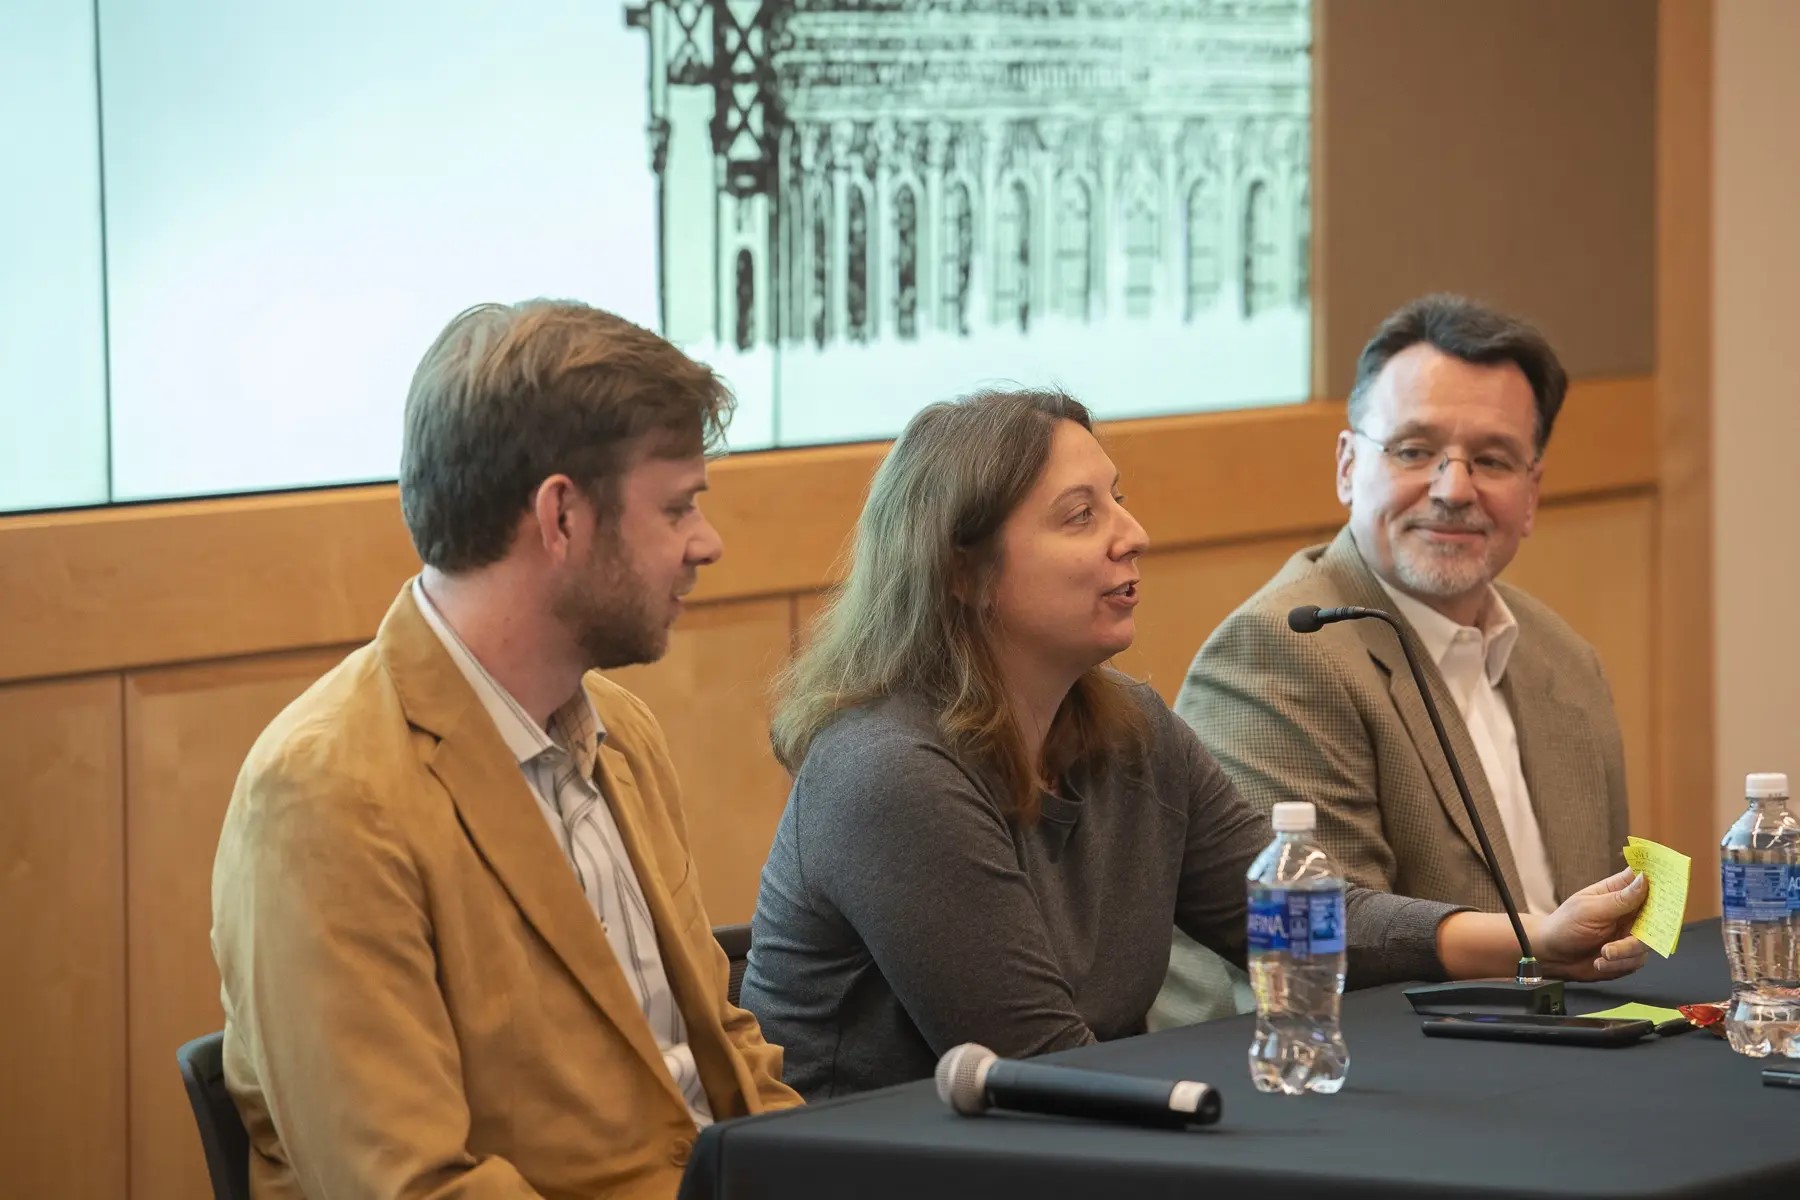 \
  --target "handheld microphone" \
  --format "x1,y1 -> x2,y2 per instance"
1286,604 -> 1564,1015
935,1043 -> 1222,1130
